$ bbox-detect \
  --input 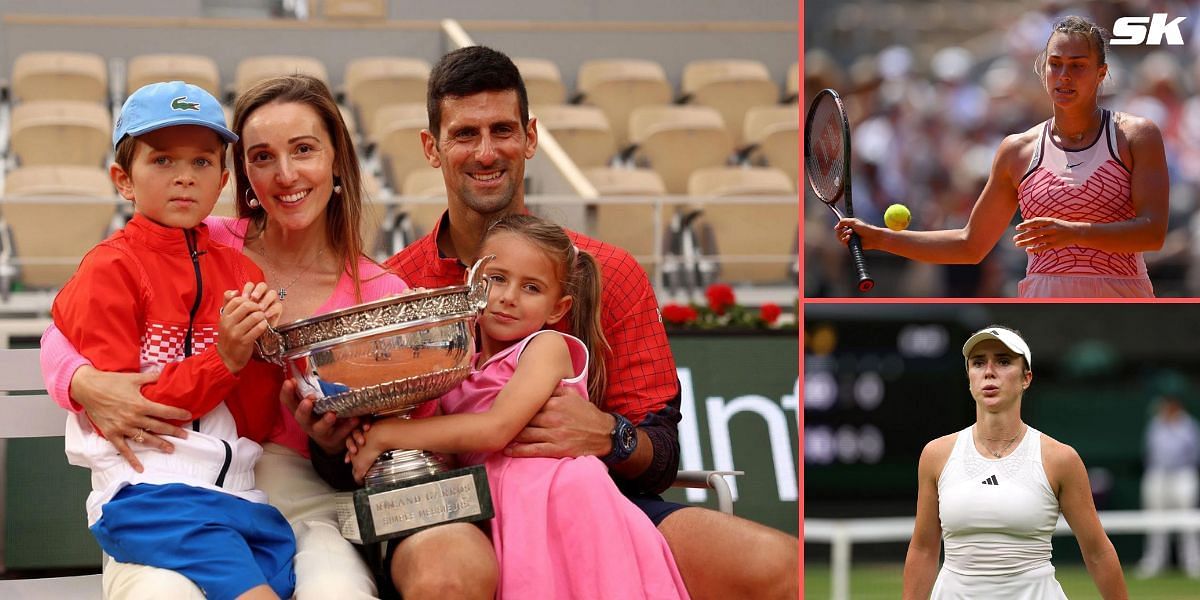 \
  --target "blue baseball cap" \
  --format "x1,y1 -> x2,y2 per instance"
113,80 -> 237,148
